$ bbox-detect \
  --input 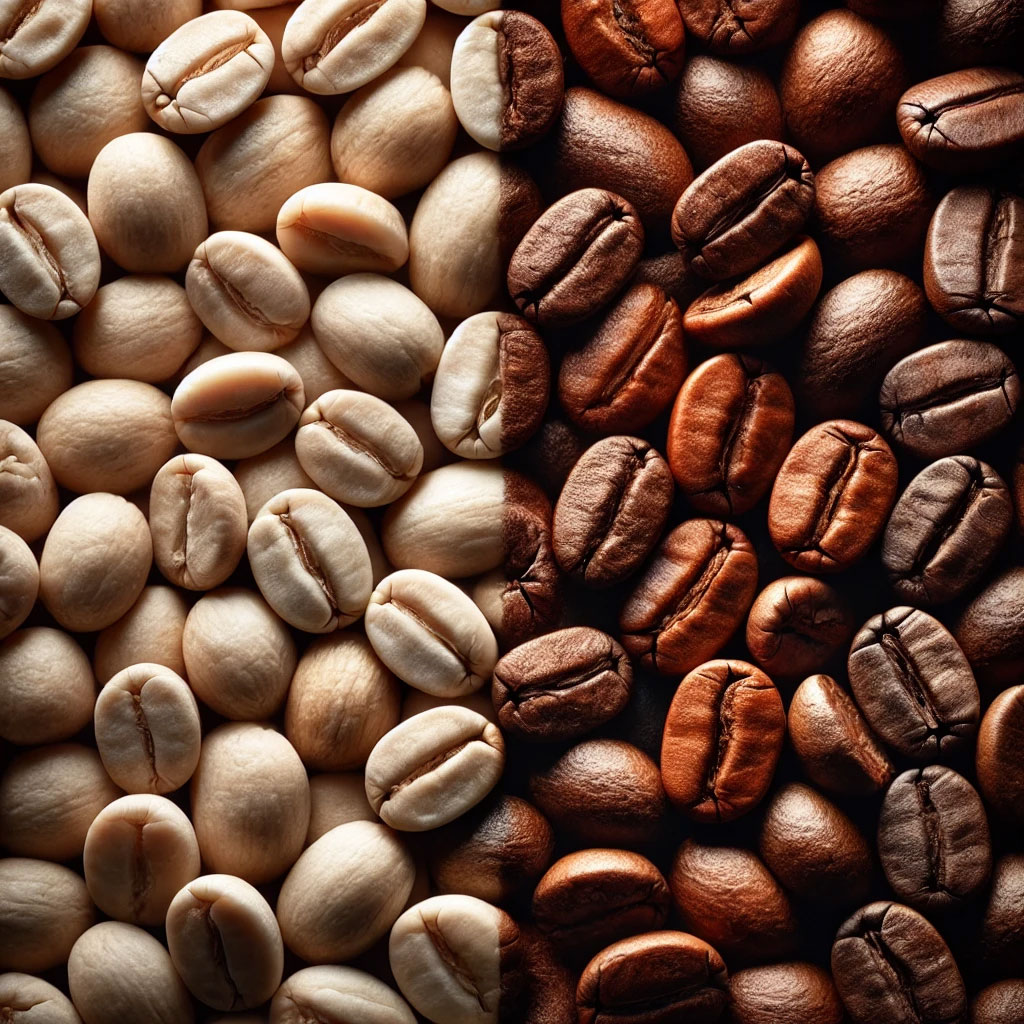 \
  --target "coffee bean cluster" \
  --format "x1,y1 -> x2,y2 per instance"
1,0 -> 1023,1023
